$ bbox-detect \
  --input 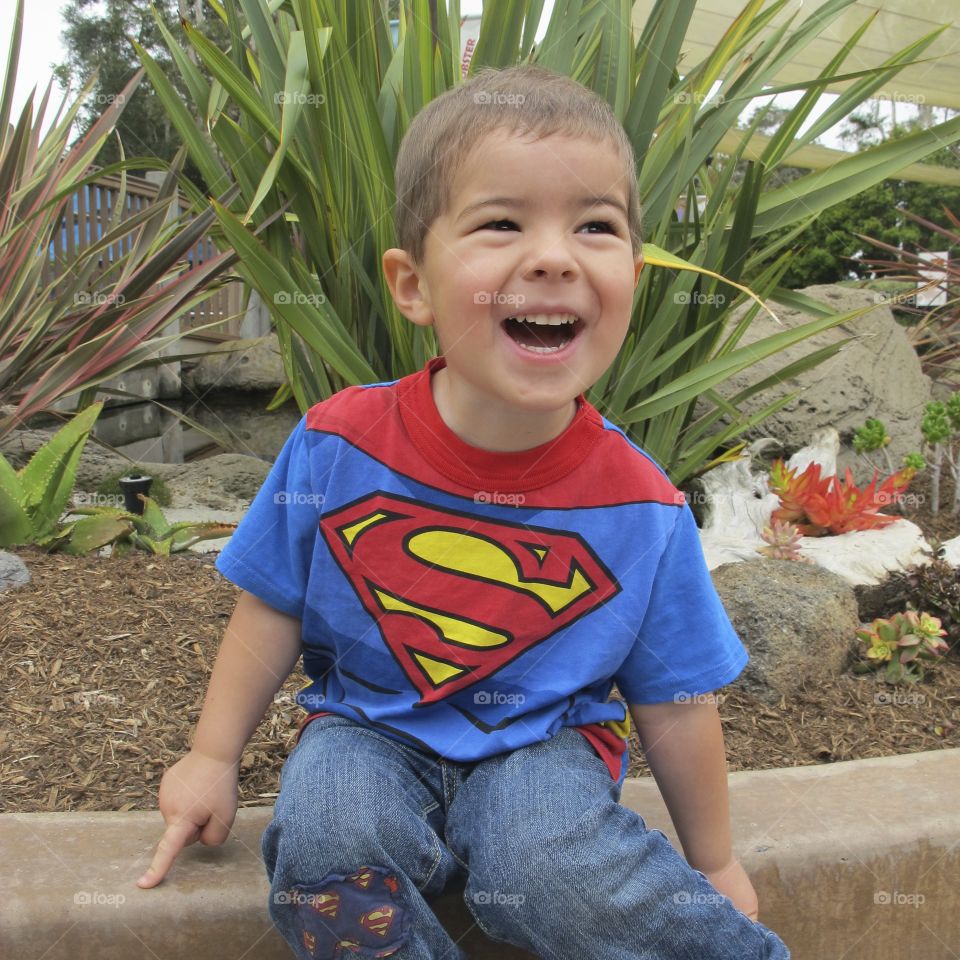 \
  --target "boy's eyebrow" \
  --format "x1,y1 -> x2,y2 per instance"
457,195 -> 628,221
